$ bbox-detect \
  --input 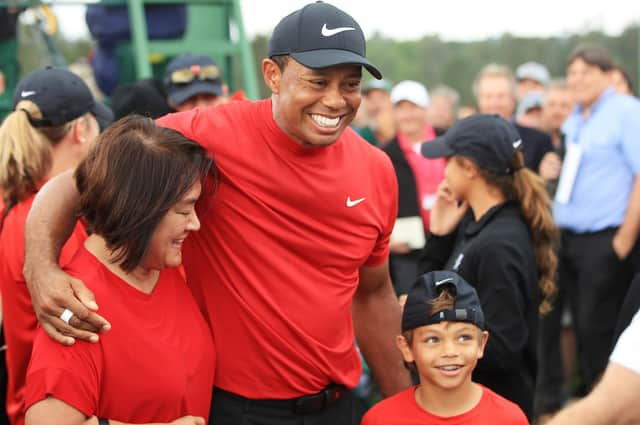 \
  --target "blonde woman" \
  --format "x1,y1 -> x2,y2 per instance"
0,67 -> 111,425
